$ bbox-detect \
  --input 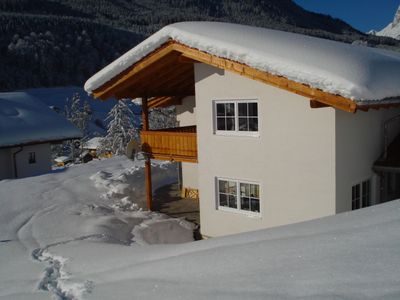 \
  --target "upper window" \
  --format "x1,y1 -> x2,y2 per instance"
28,152 -> 36,164
215,100 -> 258,136
352,179 -> 371,210
217,178 -> 260,215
